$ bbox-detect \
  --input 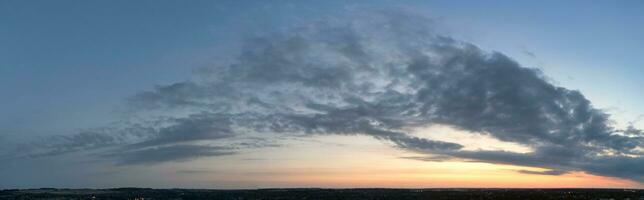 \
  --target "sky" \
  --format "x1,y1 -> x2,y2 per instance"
0,0 -> 643,189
